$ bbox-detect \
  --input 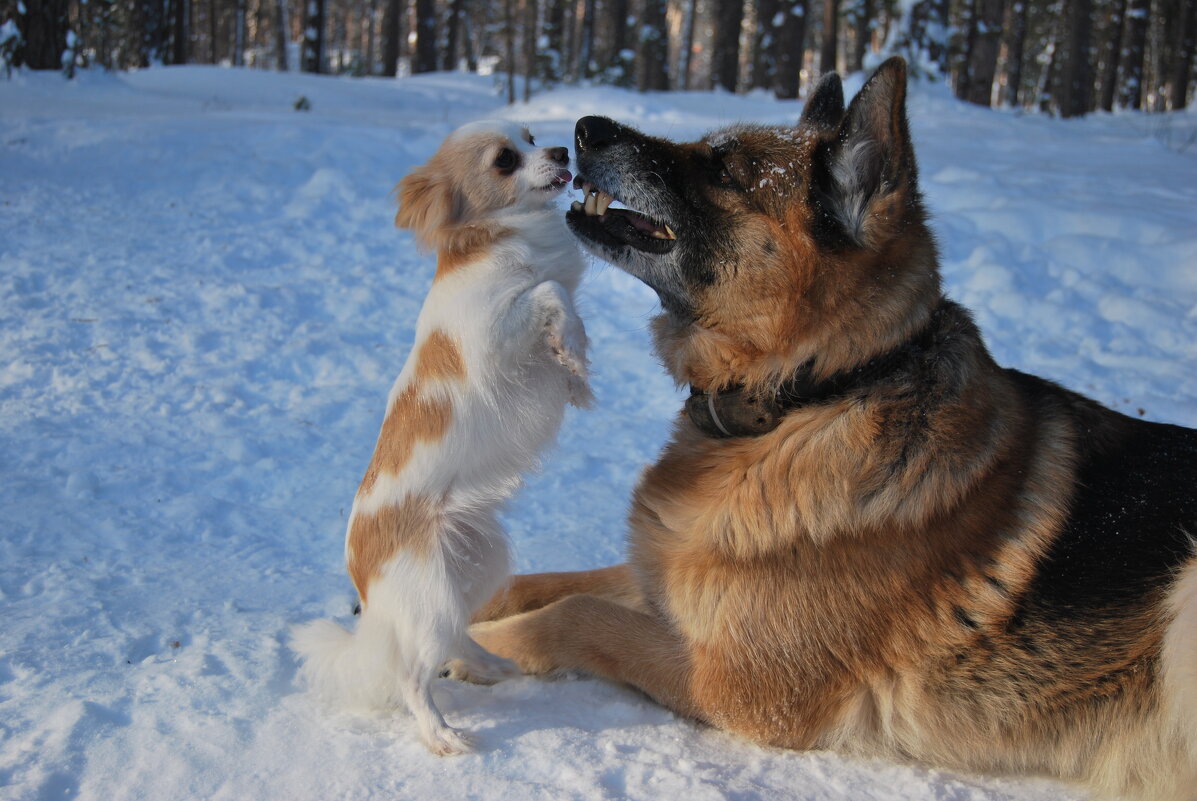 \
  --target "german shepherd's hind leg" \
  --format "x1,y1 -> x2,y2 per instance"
471,564 -> 644,623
